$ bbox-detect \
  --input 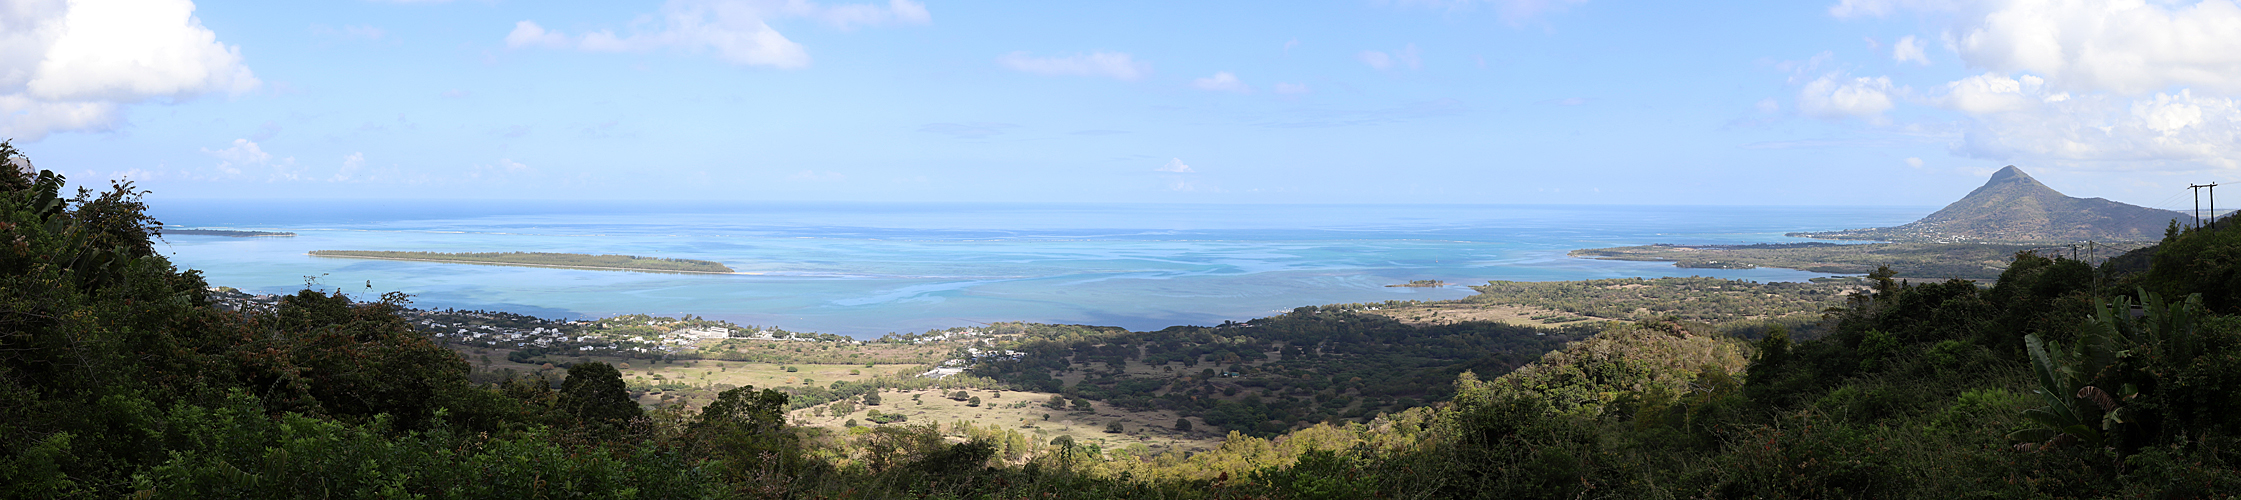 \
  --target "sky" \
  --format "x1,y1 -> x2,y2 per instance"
5,0 -> 2241,208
